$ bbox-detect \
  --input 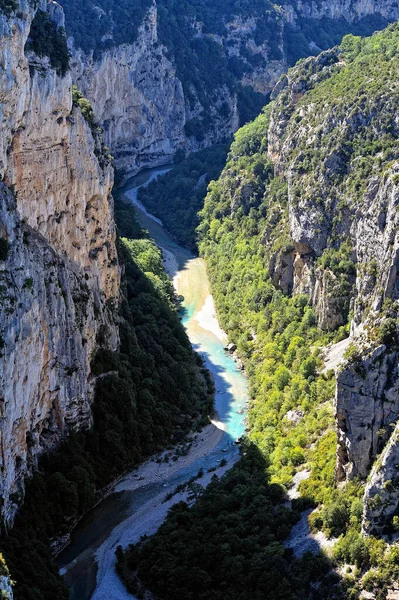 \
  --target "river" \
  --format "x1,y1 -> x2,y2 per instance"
58,167 -> 248,599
